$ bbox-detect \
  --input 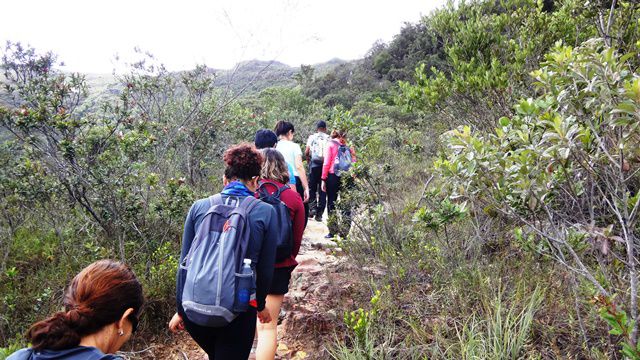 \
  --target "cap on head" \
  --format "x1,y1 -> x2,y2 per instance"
254,129 -> 278,149
316,120 -> 327,129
